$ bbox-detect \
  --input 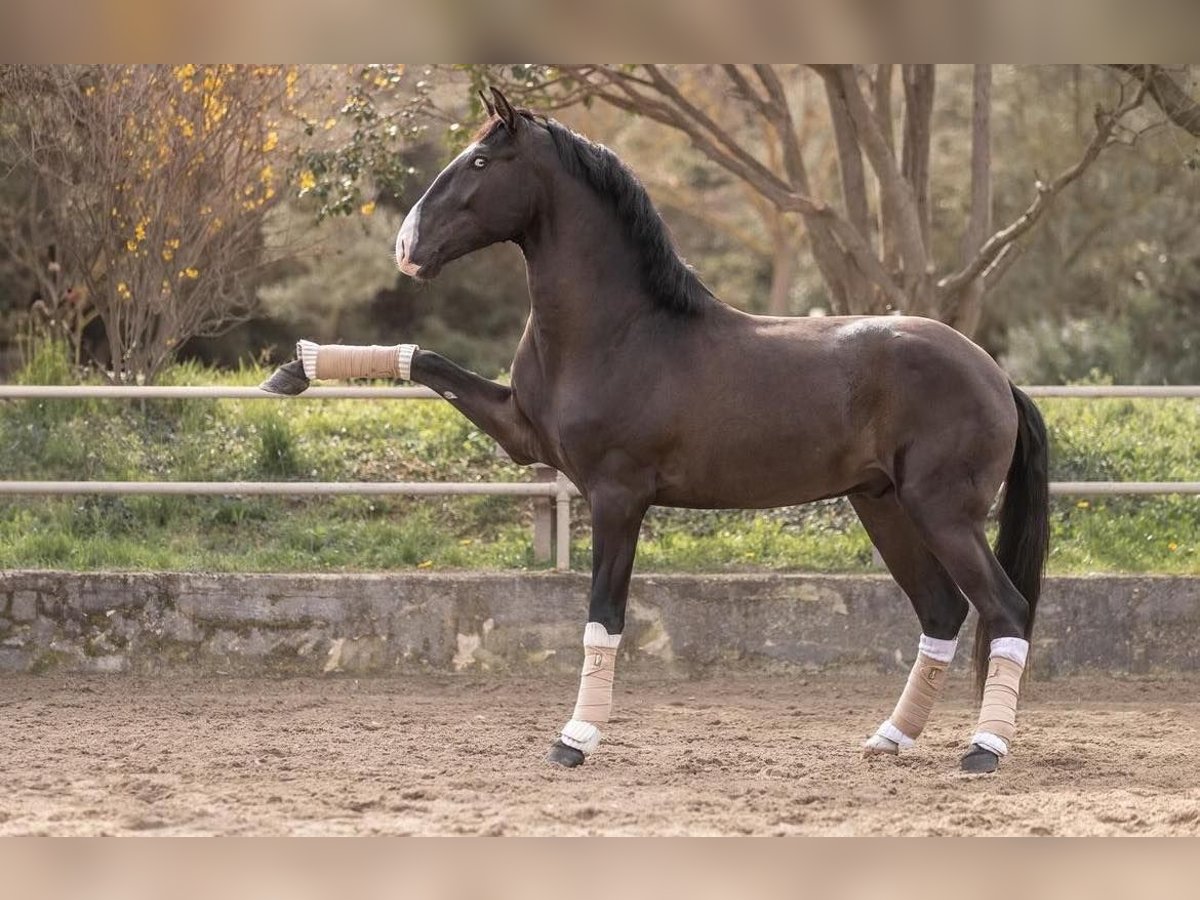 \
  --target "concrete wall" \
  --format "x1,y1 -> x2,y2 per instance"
0,570 -> 1196,676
